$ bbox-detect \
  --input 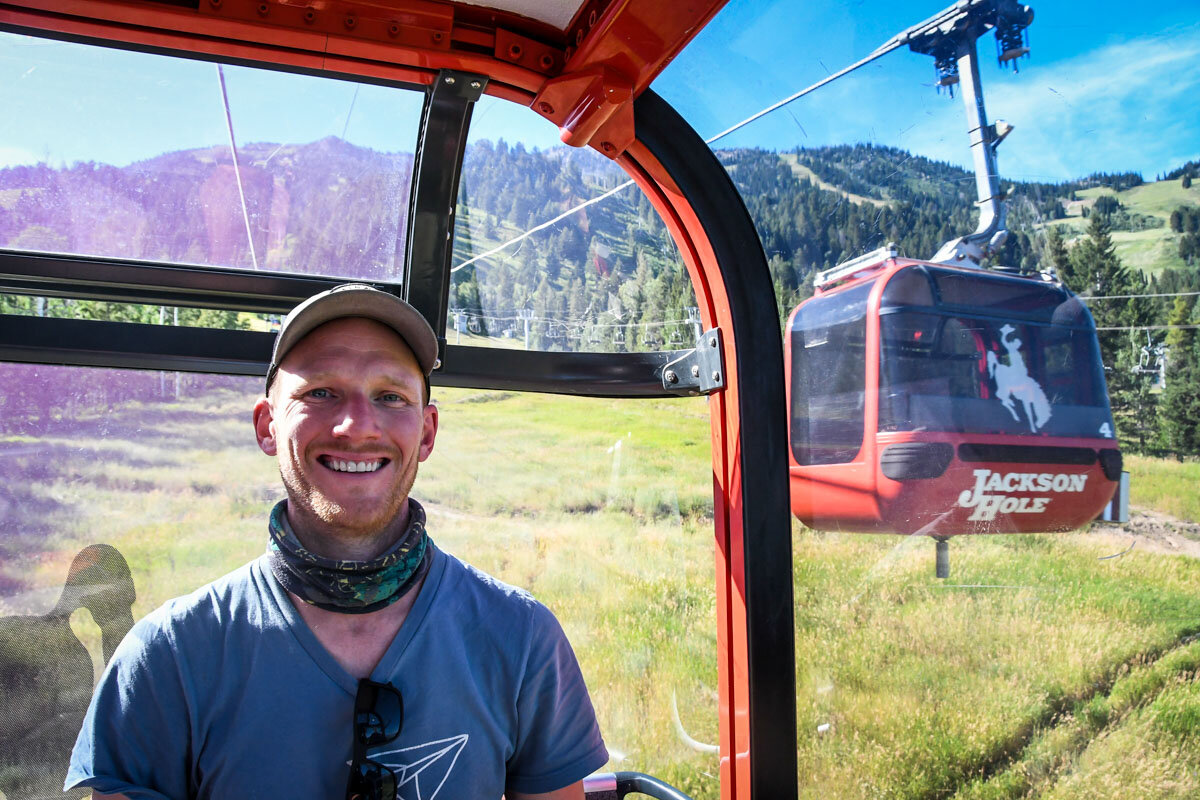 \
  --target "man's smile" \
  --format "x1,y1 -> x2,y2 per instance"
317,455 -> 390,474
